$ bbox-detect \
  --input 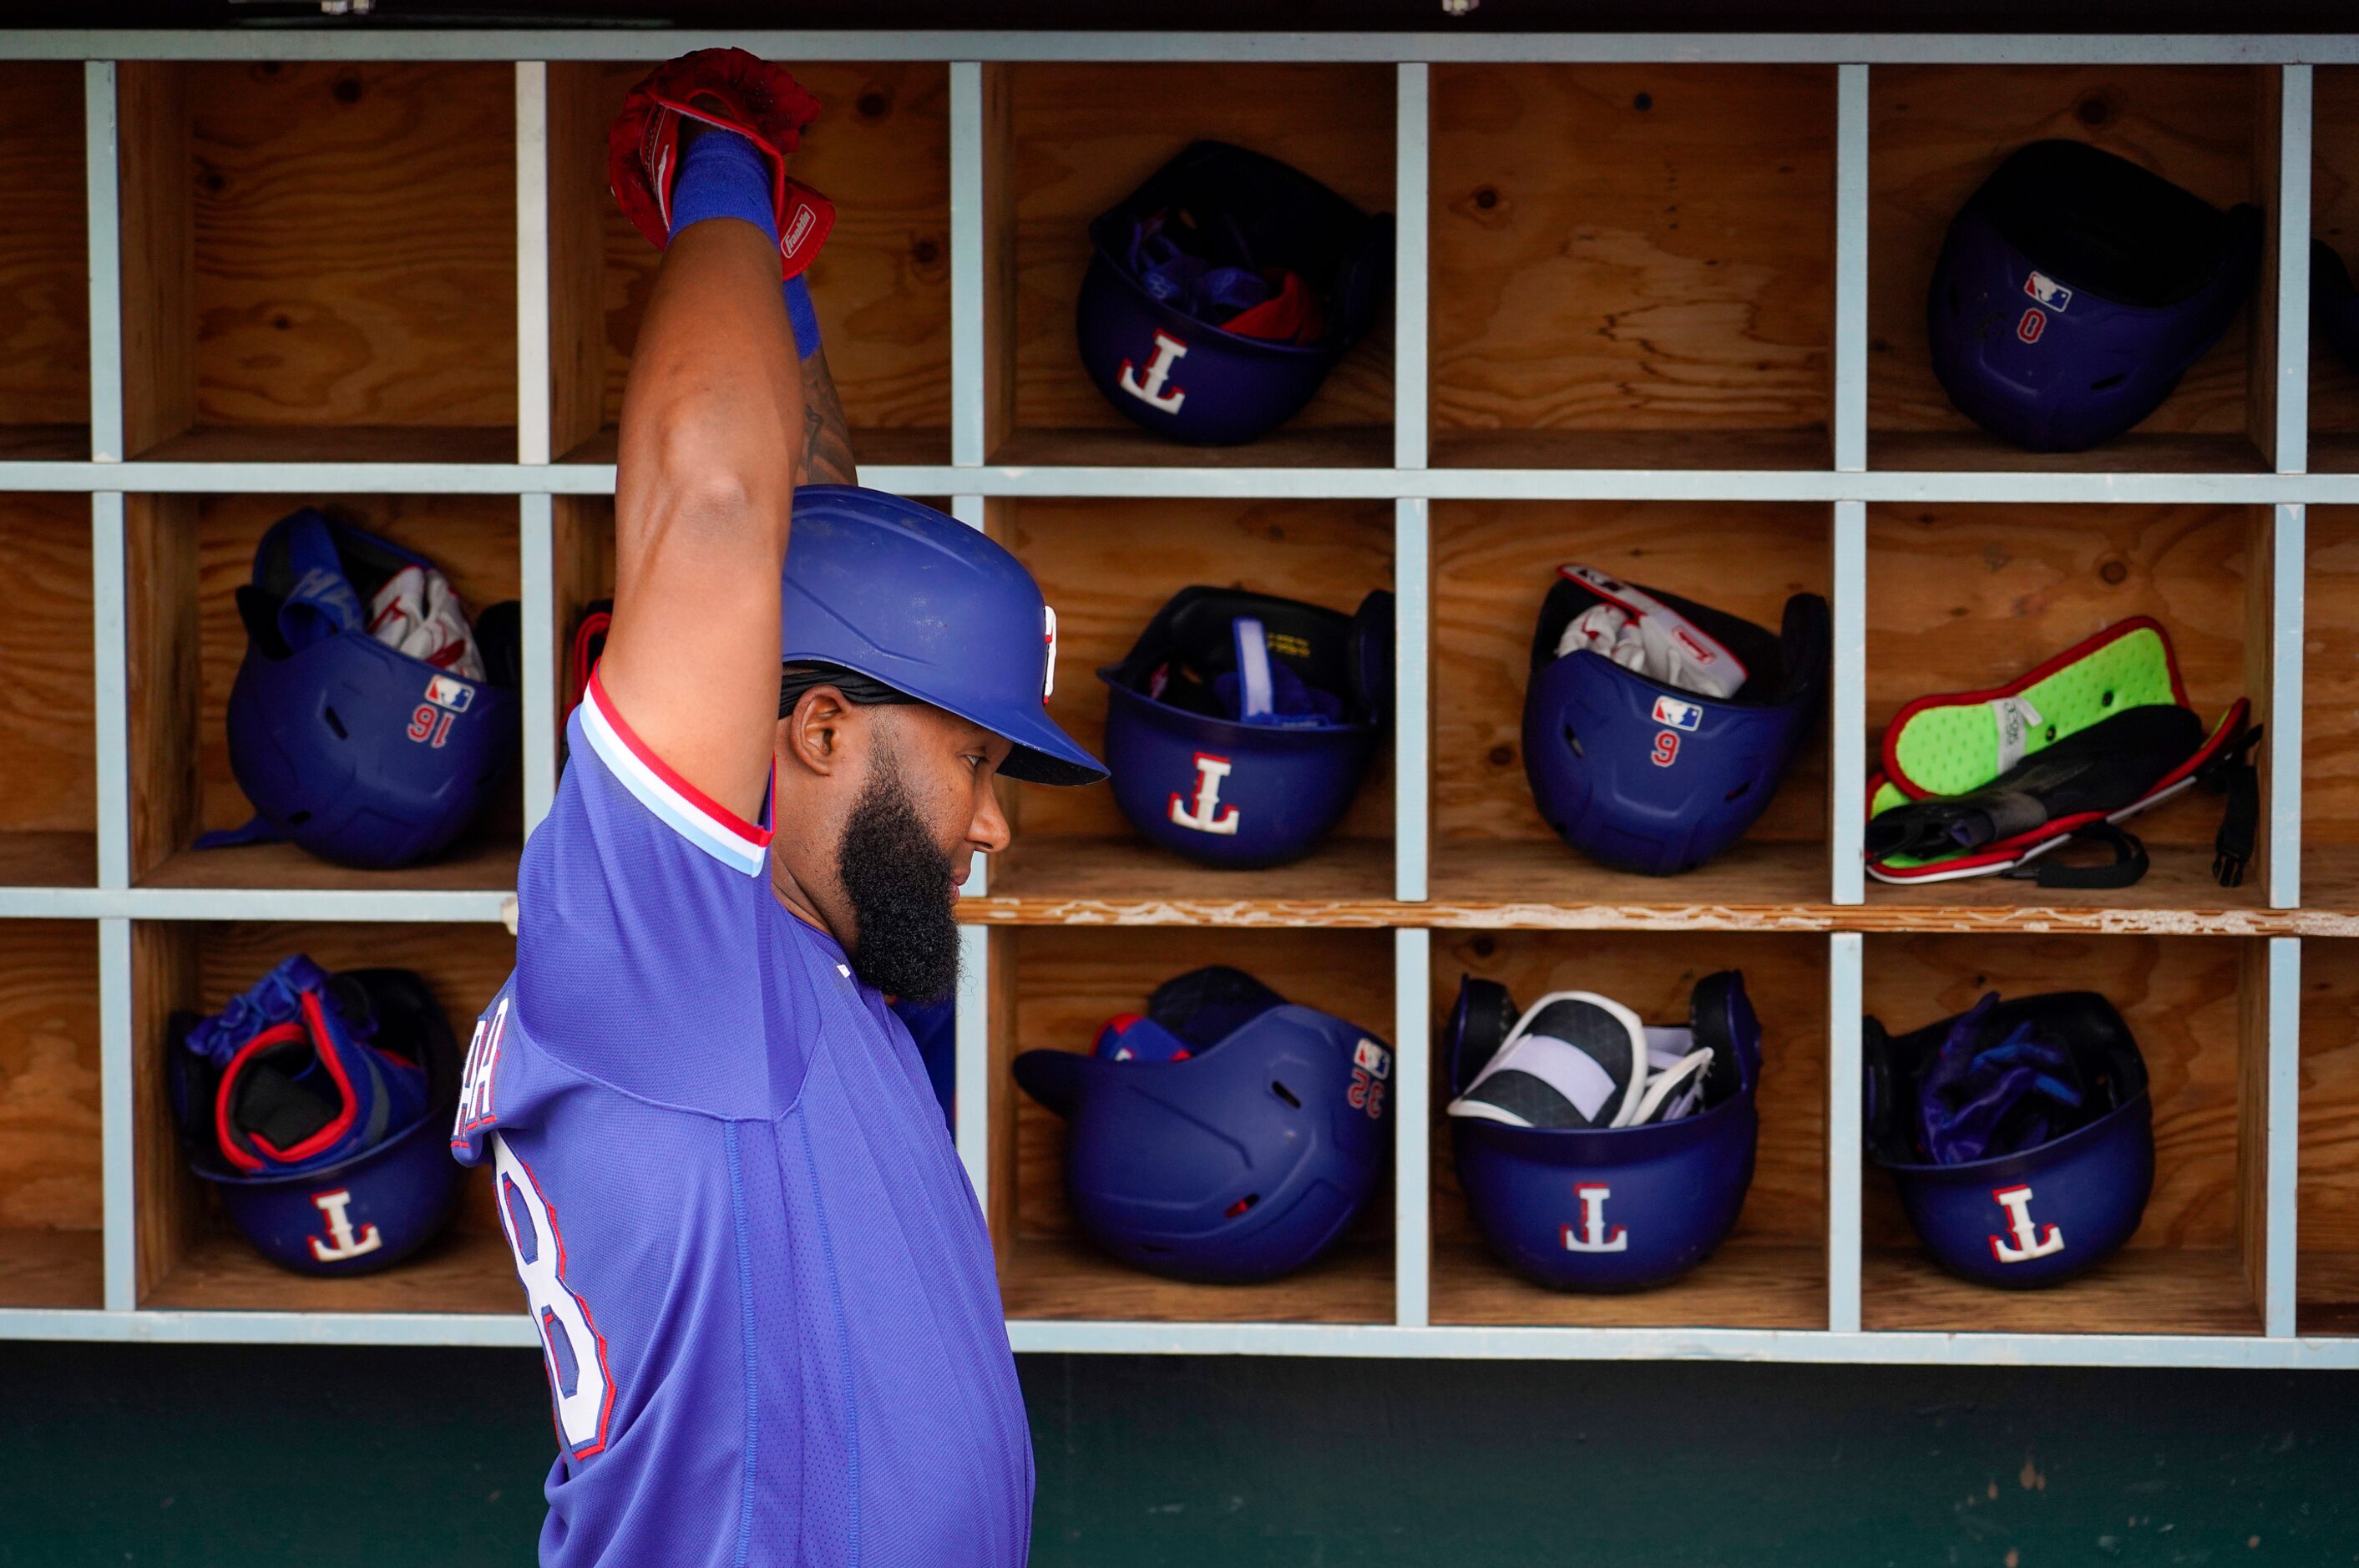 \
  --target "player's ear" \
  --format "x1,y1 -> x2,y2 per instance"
780,684 -> 854,776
